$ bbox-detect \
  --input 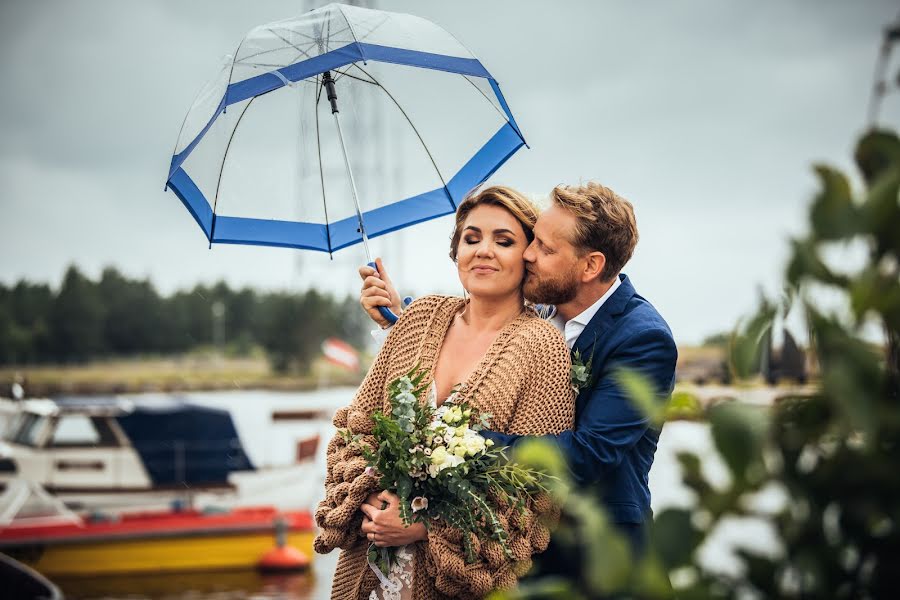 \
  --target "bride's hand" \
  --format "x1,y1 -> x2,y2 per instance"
359,258 -> 402,328
360,490 -> 427,547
